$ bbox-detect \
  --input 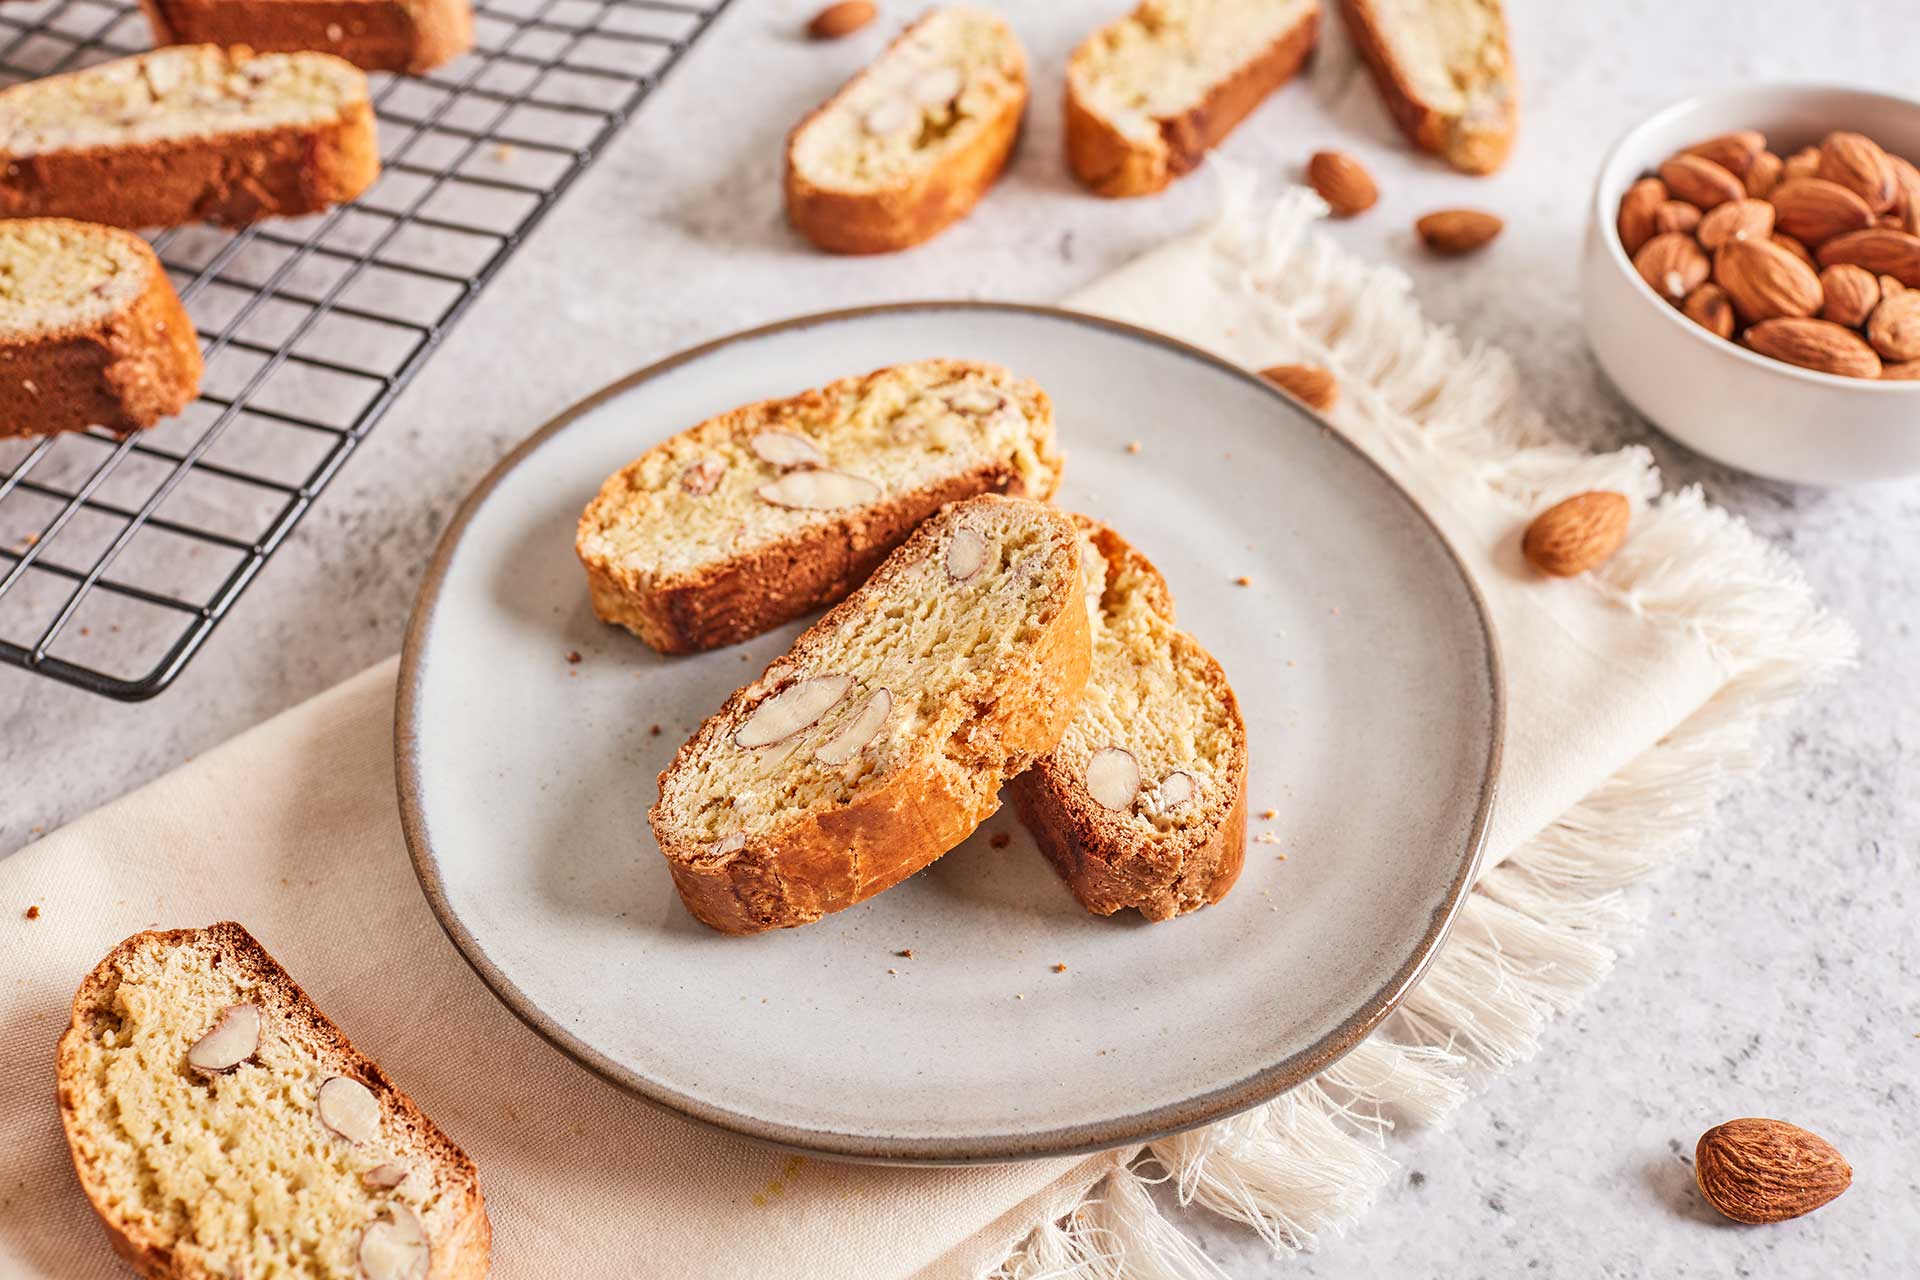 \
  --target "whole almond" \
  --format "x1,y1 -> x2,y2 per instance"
1695,1119 -> 1852,1225
1819,263 -> 1880,327
1818,131 -> 1897,212
1745,150 -> 1784,199
1617,177 -> 1668,255
1714,237 -> 1823,324
807,0 -> 875,38
1879,360 -> 1920,380
1653,200 -> 1701,235
1634,232 -> 1709,303
1259,363 -> 1338,411
1307,150 -> 1378,218
1772,232 -> 1818,271
1783,146 -> 1822,183
1817,226 -> 1920,287
1681,283 -> 1736,339
1416,209 -> 1503,255
1769,178 -> 1874,246
1523,492 -> 1629,577
1744,317 -> 1883,378
1866,288 -> 1920,361
1684,130 -> 1765,177
1658,154 -> 1743,209
1882,274 -> 1907,297
1889,155 -> 1920,233
1698,198 -> 1775,250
